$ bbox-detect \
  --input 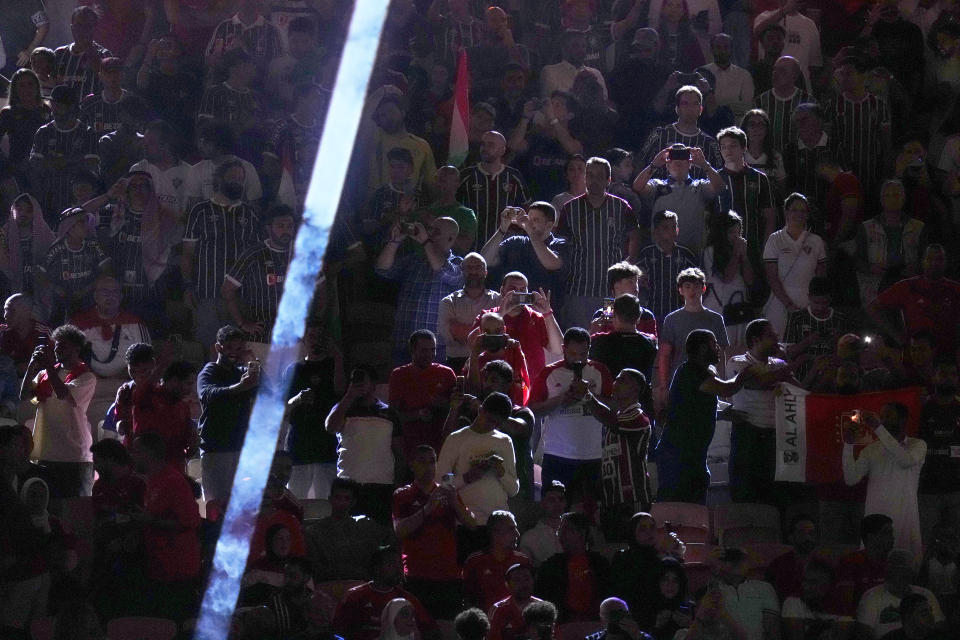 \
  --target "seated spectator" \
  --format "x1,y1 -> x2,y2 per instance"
332,546 -> 439,640
611,513 -> 676,620
589,261 -> 658,339
589,294 -> 659,381
0,195 -> 54,309
587,597 -> 652,640
534,511 -> 611,622
781,559 -> 853,640
393,444 -> 476,620
856,549 -> 944,639
488,563 -> 541,640
248,458 -> 308,567
378,598 -> 419,640
917,523 -> 958,622
129,433 -> 201,623
462,510 -> 531,612
635,211 -> 700,325
672,587 -> 749,640
305,478 -> 393,582
234,557 -> 328,640
641,557 -> 695,640
327,365 -> 402,526
465,312 -> 530,406
766,514 -> 821,603
834,514 -> 895,617
521,600 -> 558,640
455,607 -> 490,640
240,522 -> 296,607
519,480 -> 566,567
0,424 -> 51,496
0,293 -> 49,377
880,592 -> 951,640
714,547 -> 780,640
